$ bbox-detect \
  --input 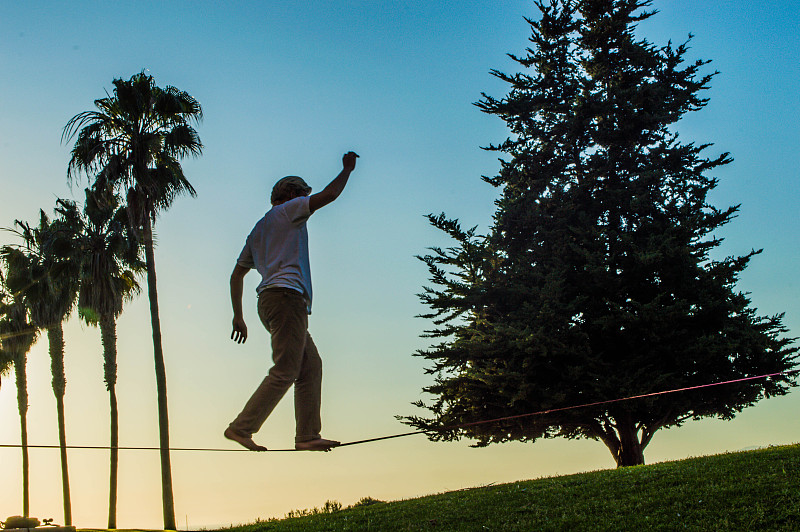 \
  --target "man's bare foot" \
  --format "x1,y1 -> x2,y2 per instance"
295,438 -> 341,452
224,427 -> 267,451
